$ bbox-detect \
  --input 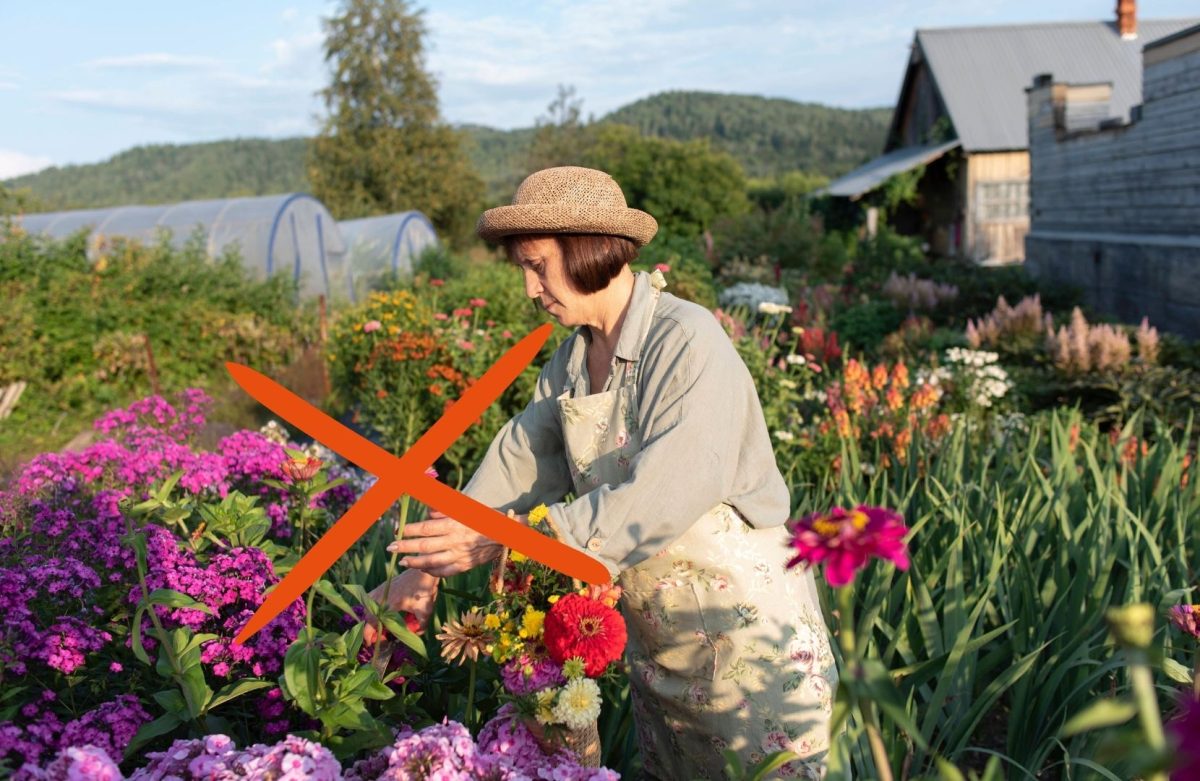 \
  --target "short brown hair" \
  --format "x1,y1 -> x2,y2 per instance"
504,234 -> 639,294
